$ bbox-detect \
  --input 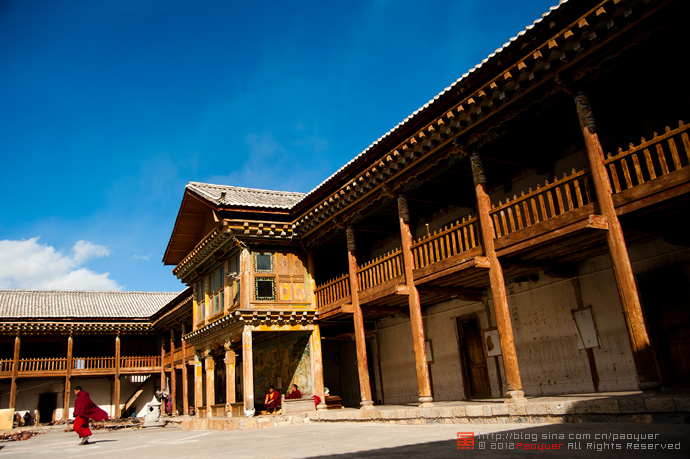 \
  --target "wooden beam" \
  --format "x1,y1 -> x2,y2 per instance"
471,153 -> 524,402
242,325 -> 255,415
398,195 -> 433,404
574,91 -> 661,389
345,226 -> 374,408
114,335 -> 121,418
9,335 -> 20,410
63,335 -> 73,420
